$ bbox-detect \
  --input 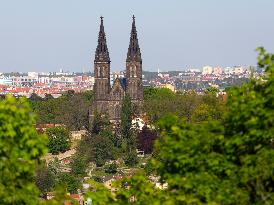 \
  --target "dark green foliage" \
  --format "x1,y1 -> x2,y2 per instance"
93,176 -> 104,183
70,154 -> 87,177
91,112 -> 110,135
37,158 -> 82,196
57,173 -> 81,194
46,126 -> 71,154
121,94 -> 133,139
105,163 -> 118,174
29,92 -> 43,102
124,151 -> 138,167
120,94 -> 139,156
30,91 -> 93,130
35,162 -> 56,196
0,96 -> 47,205
93,135 -> 115,167
144,87 -> 225,123
44,93 -> 54,100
